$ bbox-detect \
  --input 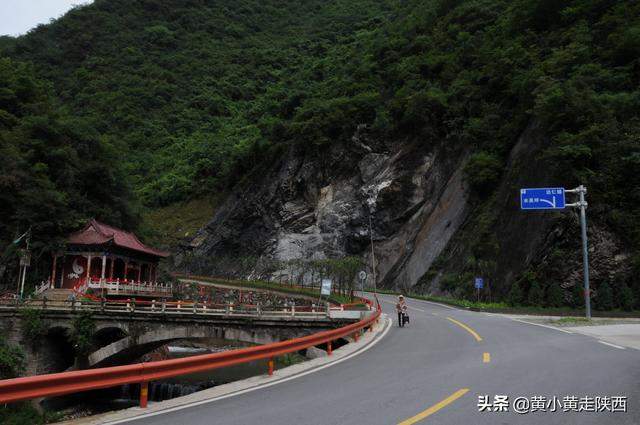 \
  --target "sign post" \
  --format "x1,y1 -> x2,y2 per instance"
474,277 -> 483,303
566,185 -> 590,319
358,271 -> 367,297
319,278 -> 333,310
520,186 -> 590,319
